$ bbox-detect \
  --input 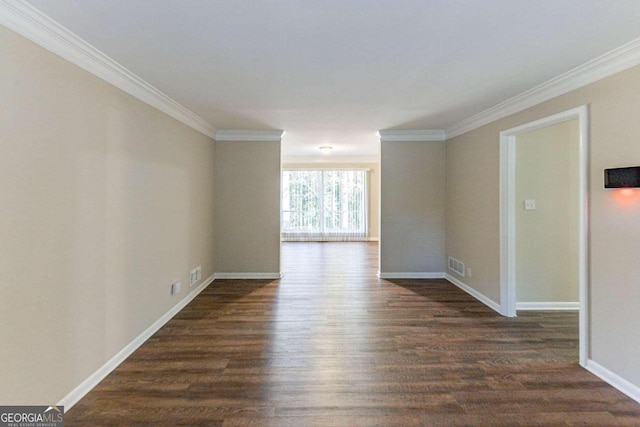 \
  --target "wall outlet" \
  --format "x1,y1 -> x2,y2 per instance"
196,266 -> 202,281
524,199 -> 536,210
170,281 -> 181,295
467,267 -> 472,277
